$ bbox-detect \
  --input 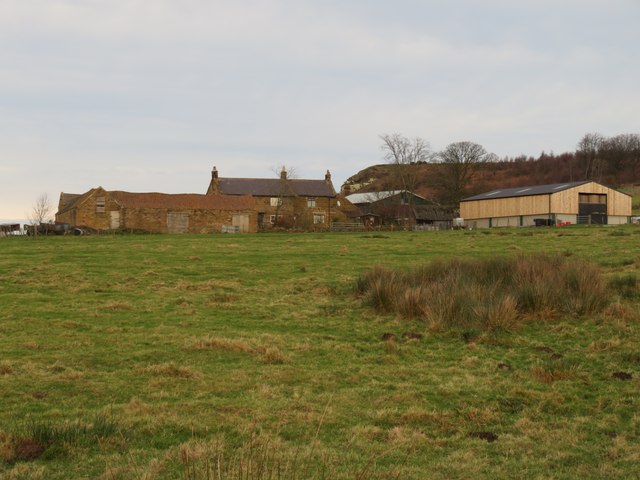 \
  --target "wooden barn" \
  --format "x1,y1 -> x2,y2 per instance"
460,181 -> 631,228
56,187 -> 257,233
